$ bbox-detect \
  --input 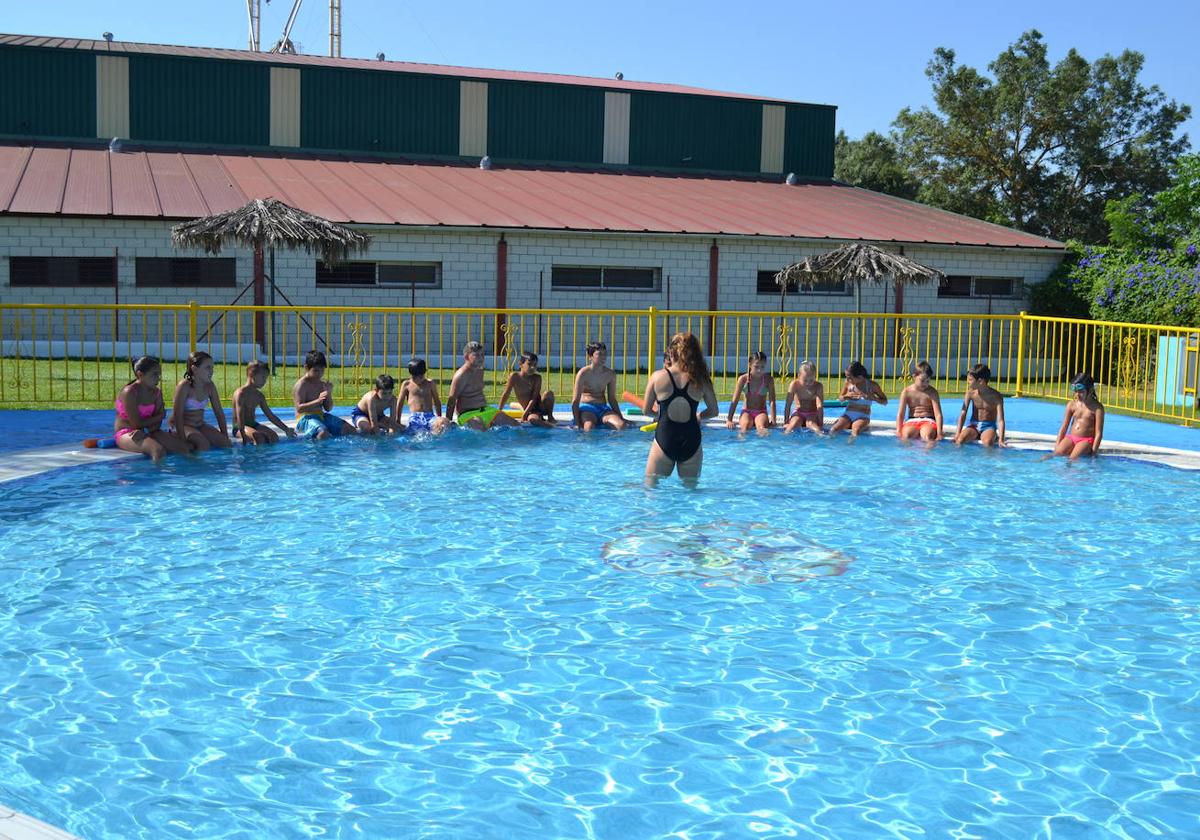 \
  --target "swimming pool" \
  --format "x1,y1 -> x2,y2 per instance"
2,431 -> 1199,838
